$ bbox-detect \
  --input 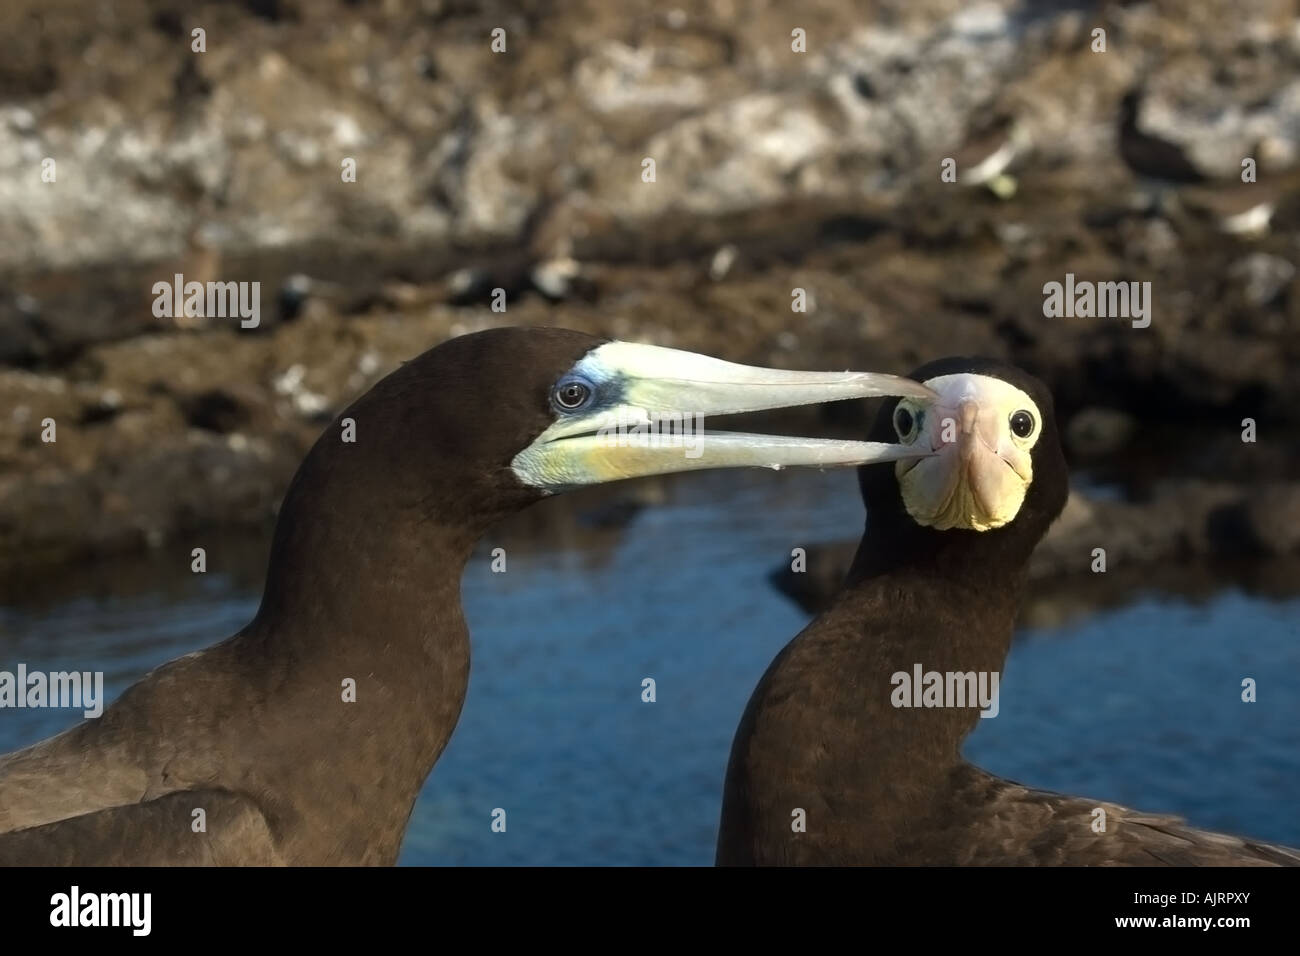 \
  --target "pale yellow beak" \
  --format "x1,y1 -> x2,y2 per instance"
512,341 -> 938,491
896,373 -> 1041,531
